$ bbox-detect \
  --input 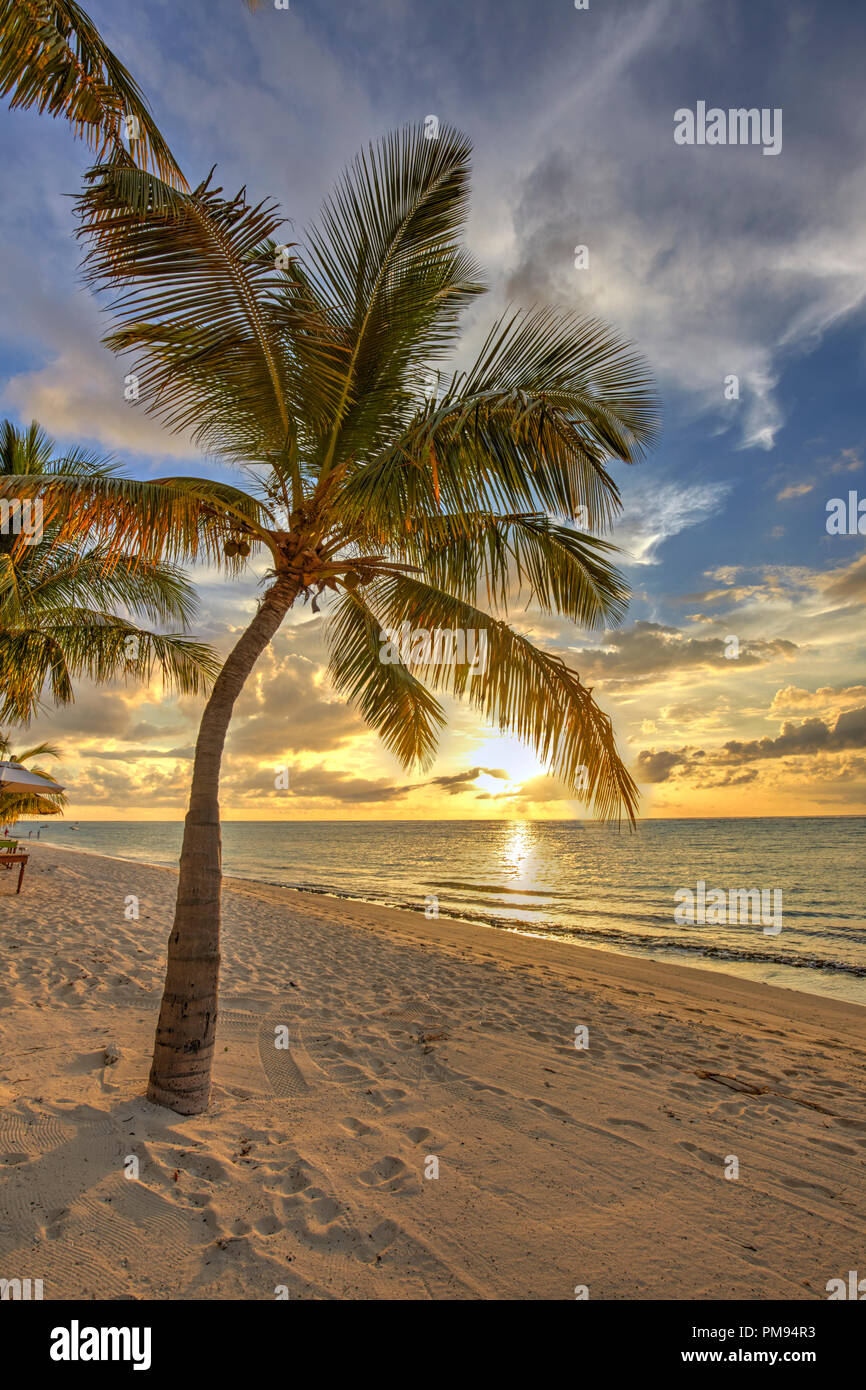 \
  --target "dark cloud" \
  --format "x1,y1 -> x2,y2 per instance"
228,651 -> 361,756
635,749 -> 688,783
125,721 -> 189,742
637,705 -> 866,783
429,766 -> 510,794
222,763 -> 517,807
723,707 -> 866,760
65,764 -> 193,807
701,769 -> 760,788
822,554 -> 866,603
28,692 -> 132,738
